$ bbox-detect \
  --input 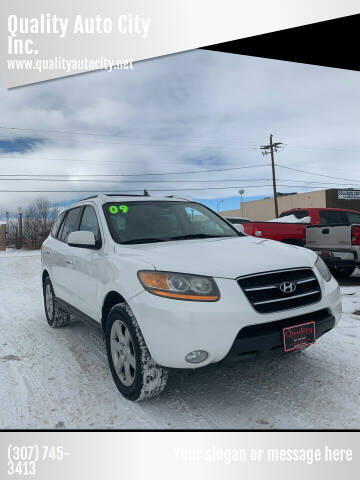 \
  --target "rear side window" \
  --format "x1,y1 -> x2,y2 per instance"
343,212 -> 360,224
51,211 -> 66,238
280,210 -> 308,219
293,210 -> 309,220
59,207 -> 82,242
79,206 -> 102,245
319,210 -> 347,224
227,218 -> 250,224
